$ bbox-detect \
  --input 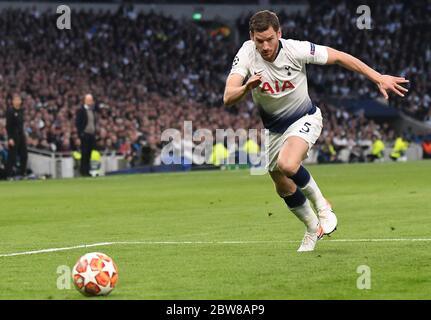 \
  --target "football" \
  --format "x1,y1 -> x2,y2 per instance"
72,252 -> 118,296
